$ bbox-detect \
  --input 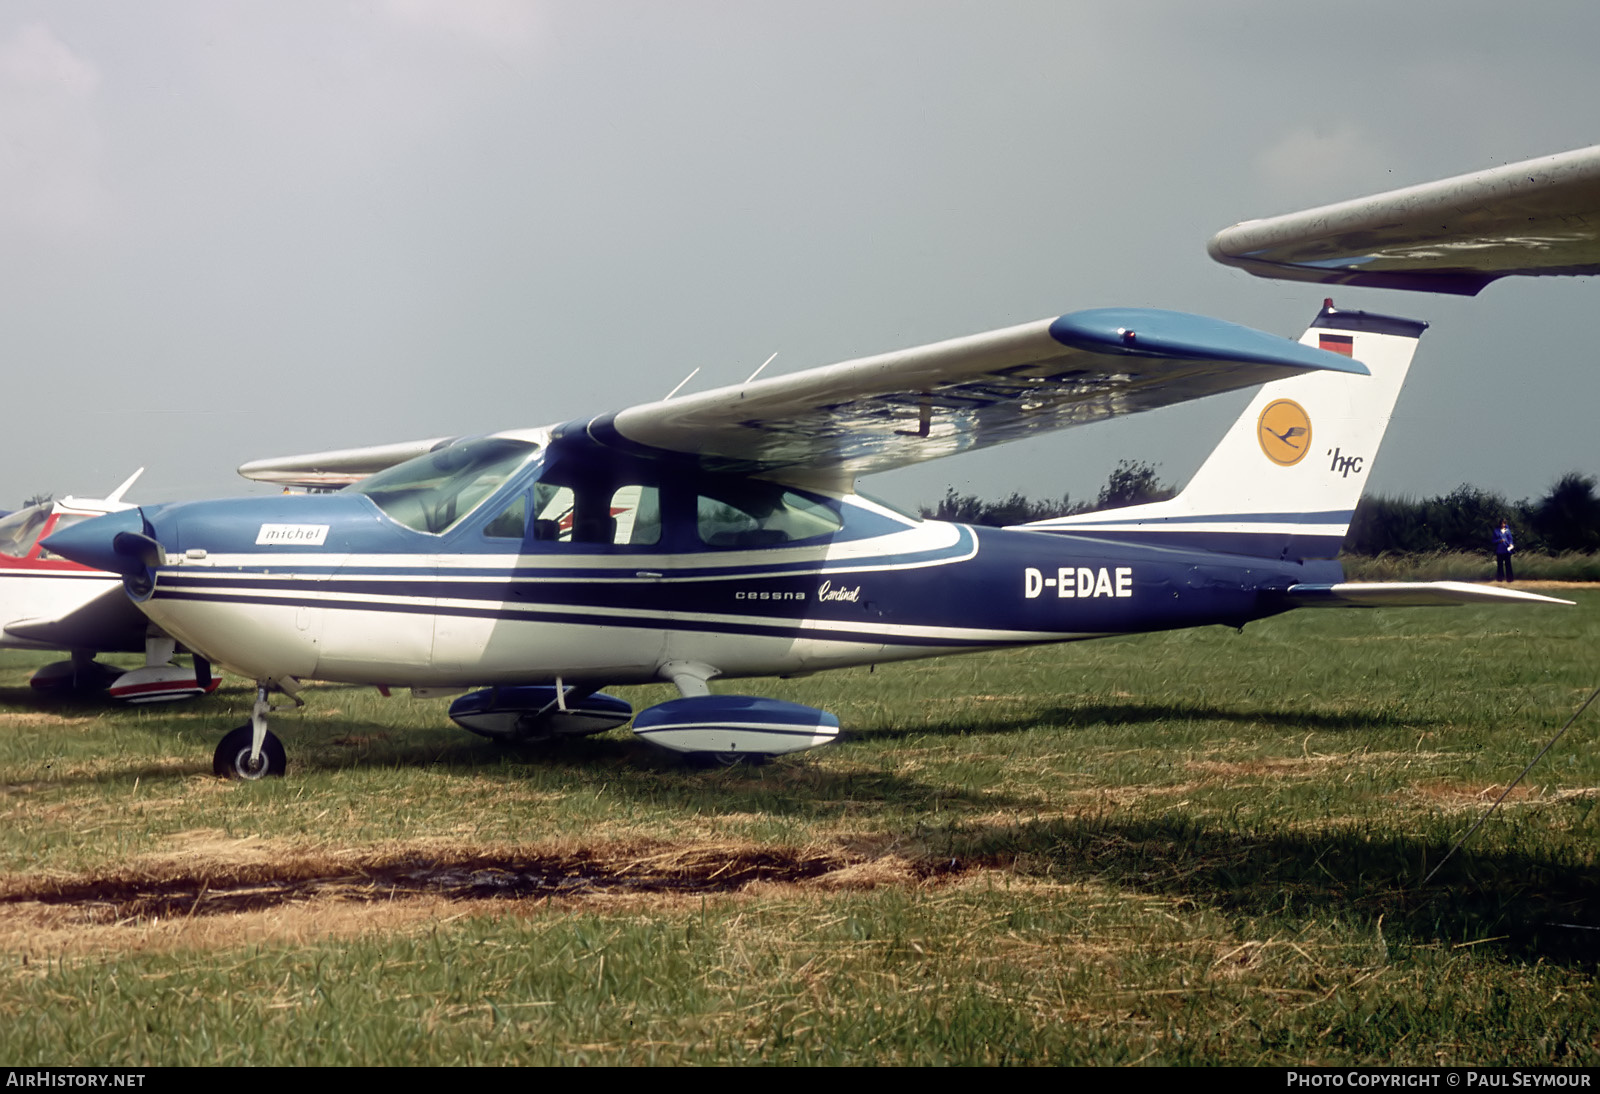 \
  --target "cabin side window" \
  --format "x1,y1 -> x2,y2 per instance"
521,482 -> 660,547
696,482 -> 842,548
